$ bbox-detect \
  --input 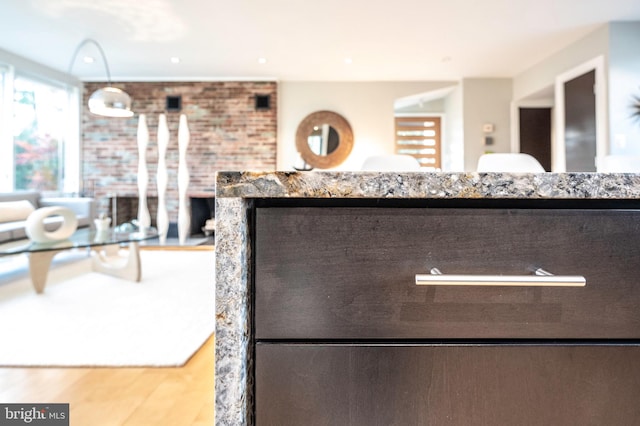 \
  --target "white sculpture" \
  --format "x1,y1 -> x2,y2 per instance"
156,114 -> 170,244
25,206 -> 78,243
137,114 -> 151,231
177,114 -> 191,245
